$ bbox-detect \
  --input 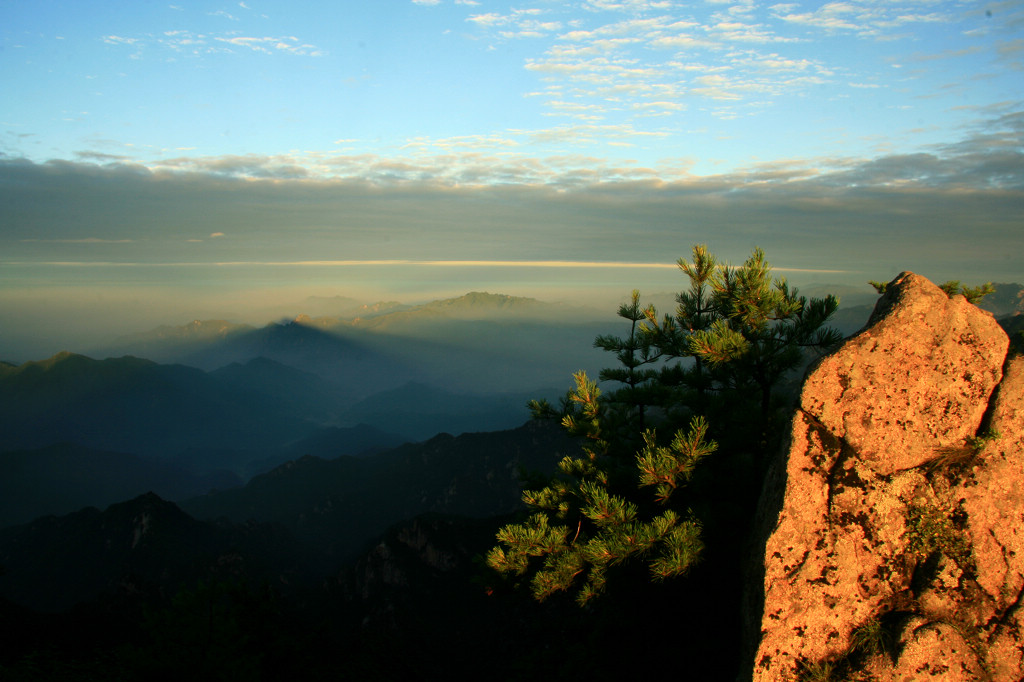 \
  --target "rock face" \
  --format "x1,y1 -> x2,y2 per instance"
752,272 -> 1023,680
